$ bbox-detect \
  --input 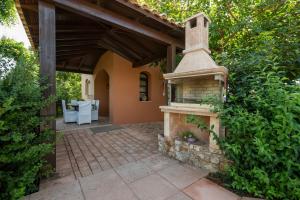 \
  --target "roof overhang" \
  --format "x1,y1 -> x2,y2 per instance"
16,0 -> 185,74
